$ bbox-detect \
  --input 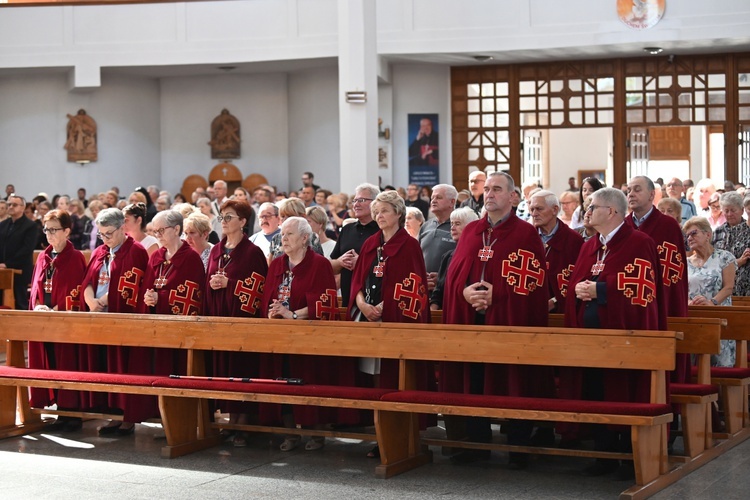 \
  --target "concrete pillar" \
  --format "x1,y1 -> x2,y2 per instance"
338,0 -> 379,192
